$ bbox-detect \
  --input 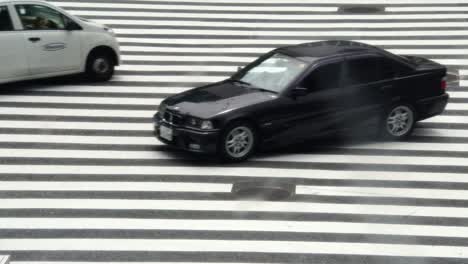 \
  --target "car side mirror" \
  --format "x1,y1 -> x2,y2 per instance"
291,87 -> 308,97
237,66 -> 243,72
